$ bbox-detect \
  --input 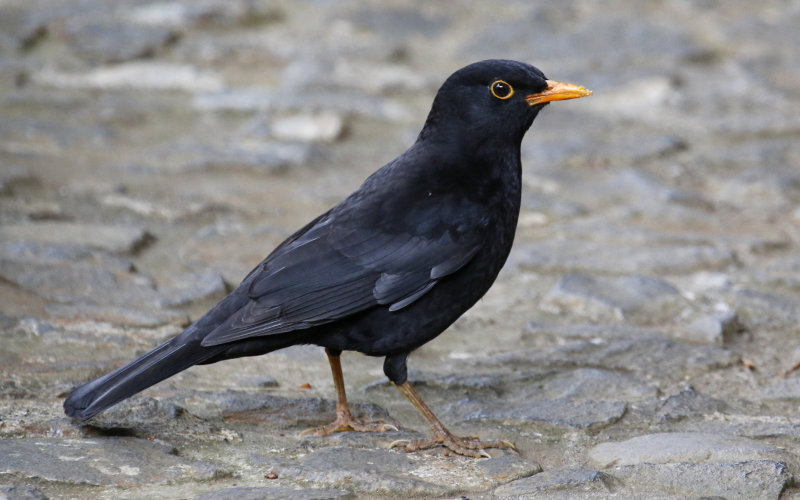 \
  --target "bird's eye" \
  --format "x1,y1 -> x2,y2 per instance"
490,80 -> 514,100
